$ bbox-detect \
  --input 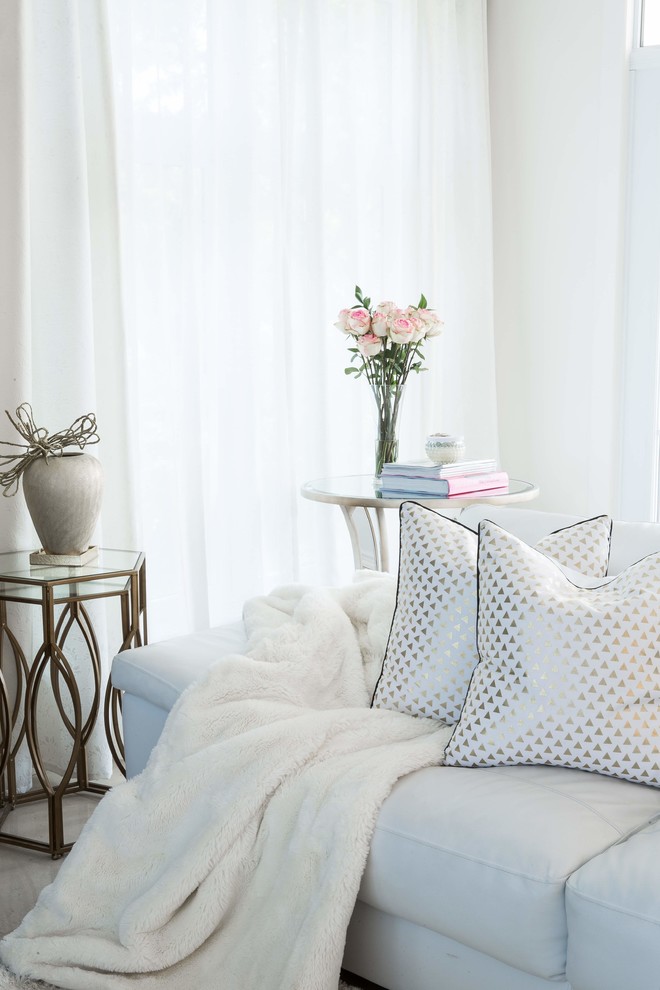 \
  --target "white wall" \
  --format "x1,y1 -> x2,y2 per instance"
488,0 -> 630,516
